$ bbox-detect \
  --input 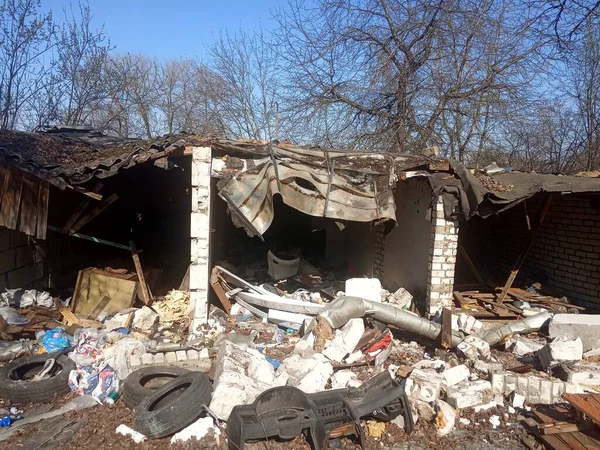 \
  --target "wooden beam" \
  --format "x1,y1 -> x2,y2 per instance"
68,193 -> 119,234
66,184 -> 103,201
457,245 -> 486,286
498,195 -> 553,303
61,182 -> 103,233
441,307 -> 452,349
130,240 -> 152,306
87,296 -> 111,321
210,267 -> 232,313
